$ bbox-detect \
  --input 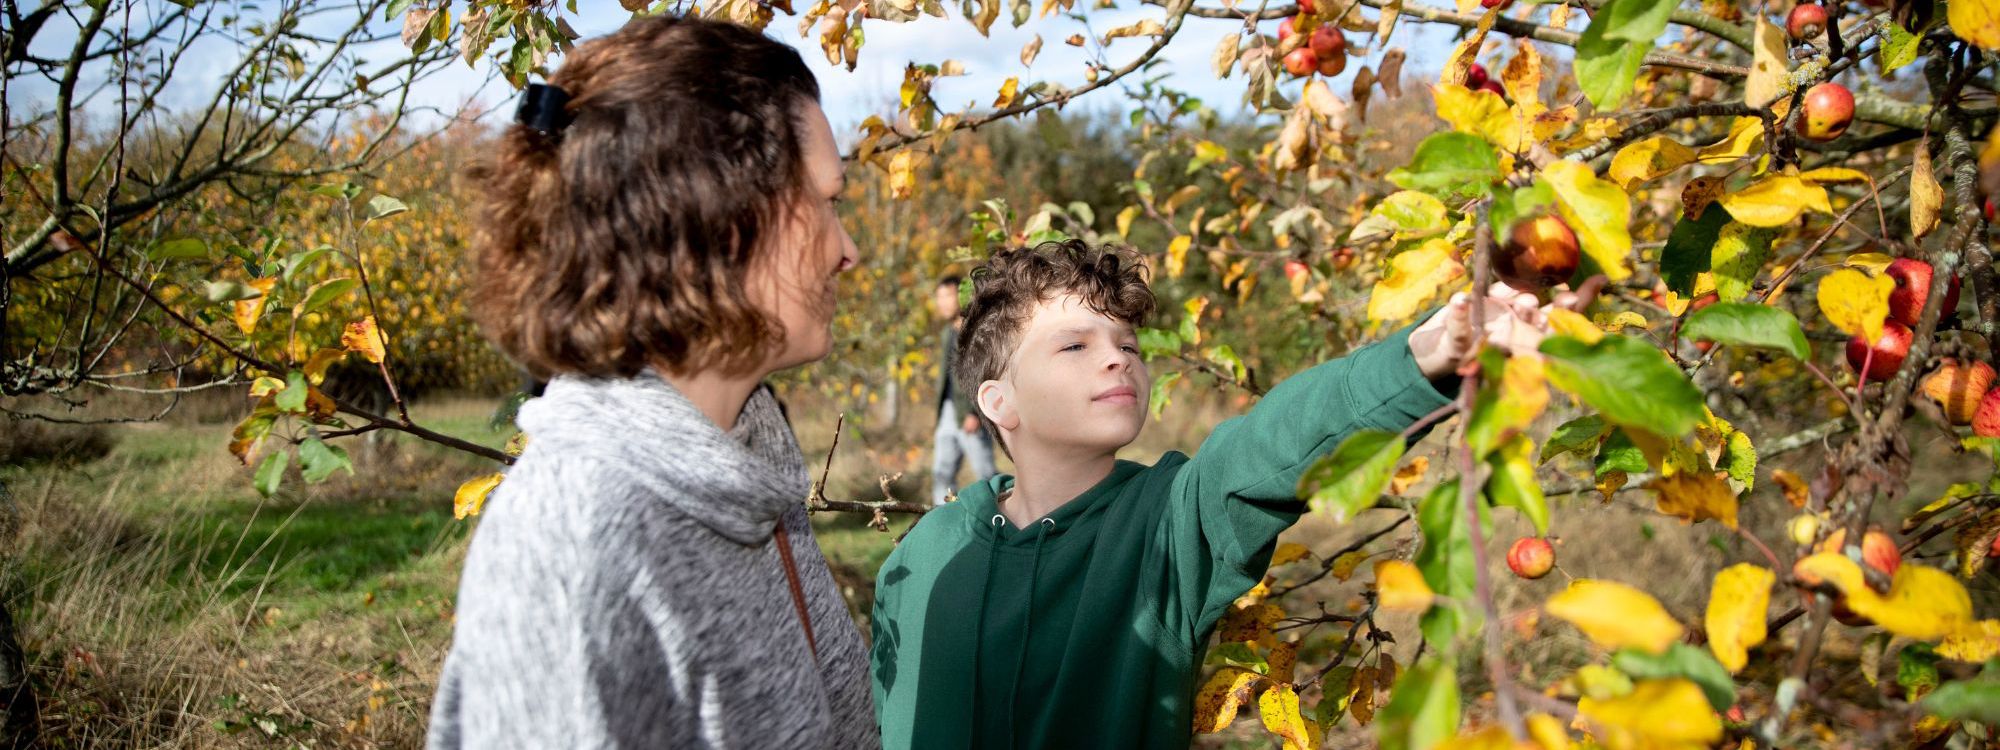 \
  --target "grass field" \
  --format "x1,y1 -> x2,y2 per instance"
3,387 -> 1989,748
